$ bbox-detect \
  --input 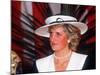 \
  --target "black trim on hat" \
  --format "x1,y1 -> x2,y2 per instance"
49,17 -> 77,24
